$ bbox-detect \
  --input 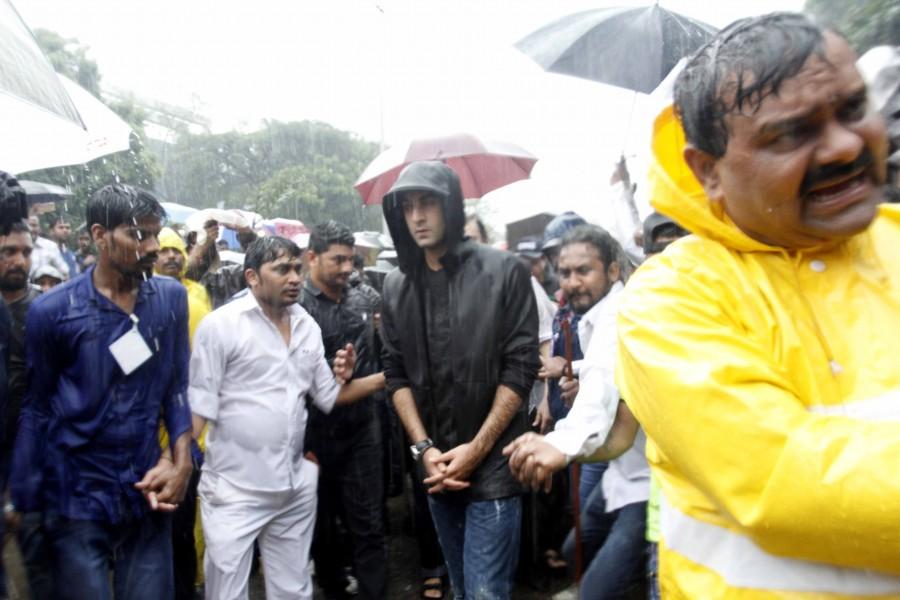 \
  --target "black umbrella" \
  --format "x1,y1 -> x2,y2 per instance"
515,5 -> 717,94
19,179 -> 72,205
